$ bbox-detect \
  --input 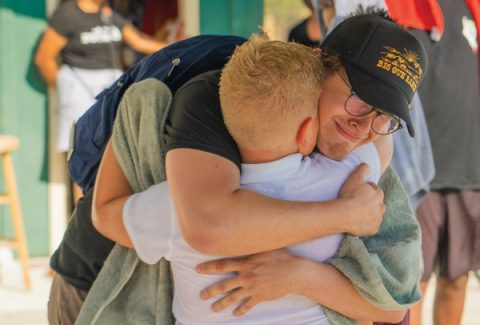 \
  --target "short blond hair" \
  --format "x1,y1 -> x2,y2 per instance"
219,33 -> 324,153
